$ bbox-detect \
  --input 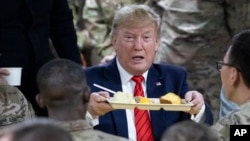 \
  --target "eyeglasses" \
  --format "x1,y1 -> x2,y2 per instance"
216,61 -> 241,72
